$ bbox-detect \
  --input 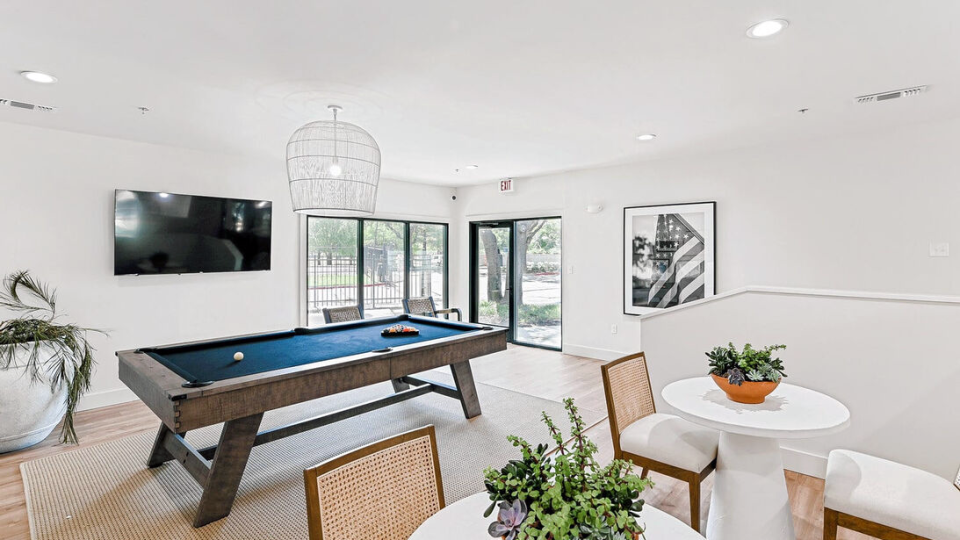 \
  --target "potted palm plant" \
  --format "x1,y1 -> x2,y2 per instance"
483,398 -> 653,540
0,271 -> 99,452
707,342 -> 787,404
